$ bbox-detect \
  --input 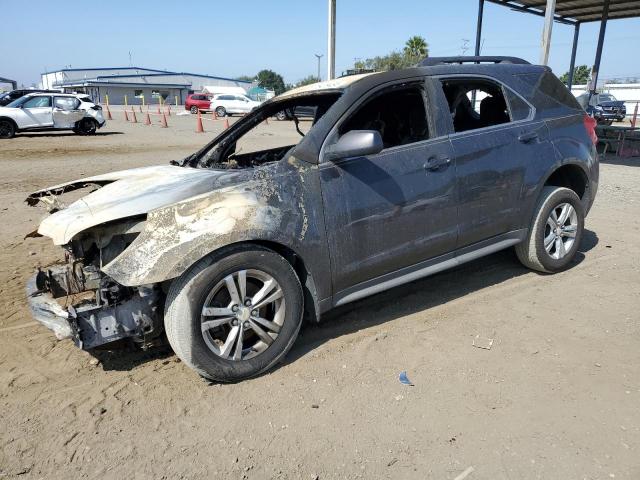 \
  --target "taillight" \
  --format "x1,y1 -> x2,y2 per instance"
583,114 -> 598,145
